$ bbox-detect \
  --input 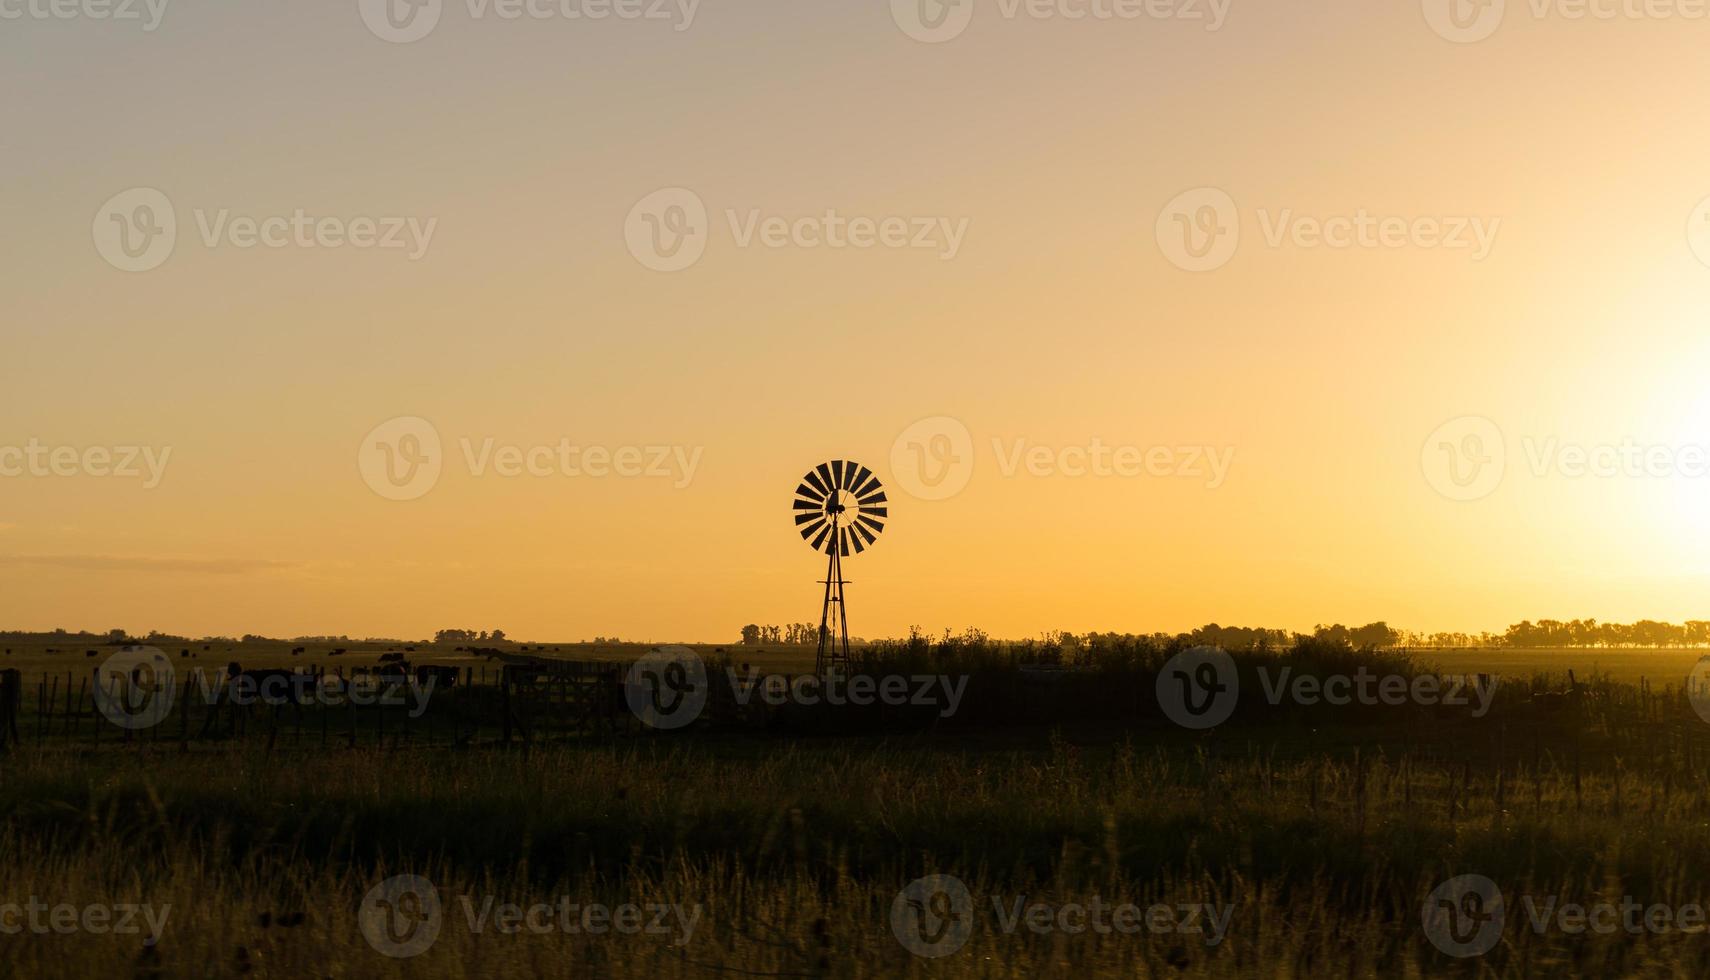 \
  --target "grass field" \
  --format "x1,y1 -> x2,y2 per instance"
3,636 -> 1710,977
